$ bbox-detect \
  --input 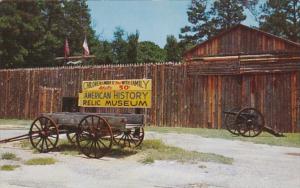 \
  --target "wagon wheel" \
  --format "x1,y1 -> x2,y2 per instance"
66,132 -> 77,144
76,115 -> 113,158
235,108 -> 264,137
113,127 -> 144,148
225,107 -> 240,136
29,116 -> 59,153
